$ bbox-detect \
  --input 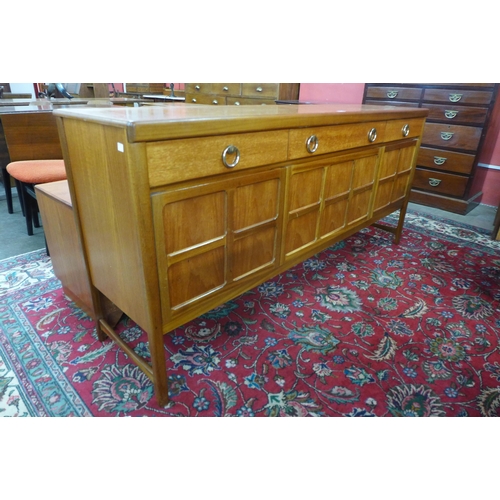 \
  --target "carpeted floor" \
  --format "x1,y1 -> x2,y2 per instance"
1,208 -> 499,417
